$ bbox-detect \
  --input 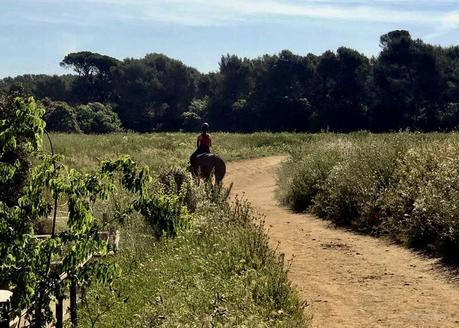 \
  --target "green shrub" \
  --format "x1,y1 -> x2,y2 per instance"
157,166 -> 198,213
0,95 -> 38,205
277,137 -> 350,212
278,133 -> 459,261
42,99 -> 80,132
76,102 -> 123,134
313,137 -> 406,231
382,142 -> 459,258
